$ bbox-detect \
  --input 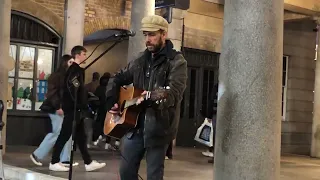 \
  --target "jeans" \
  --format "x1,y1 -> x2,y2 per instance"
33,113 -> 72,162
119,130 -> 168,180
83,117 -> 93,144
51,111 -> 92,164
